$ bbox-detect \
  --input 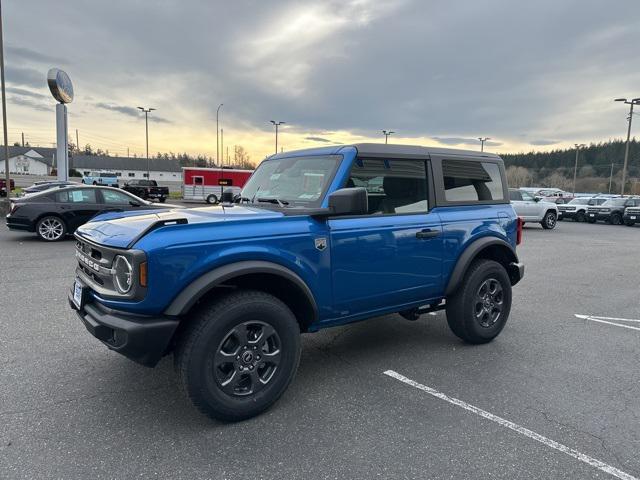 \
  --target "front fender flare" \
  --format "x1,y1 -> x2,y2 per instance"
164,260 -> 318,320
